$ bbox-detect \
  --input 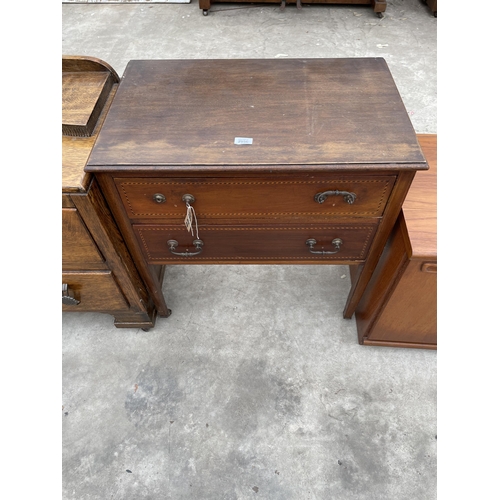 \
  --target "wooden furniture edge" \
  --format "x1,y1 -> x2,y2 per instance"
62,55 -> 120,83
